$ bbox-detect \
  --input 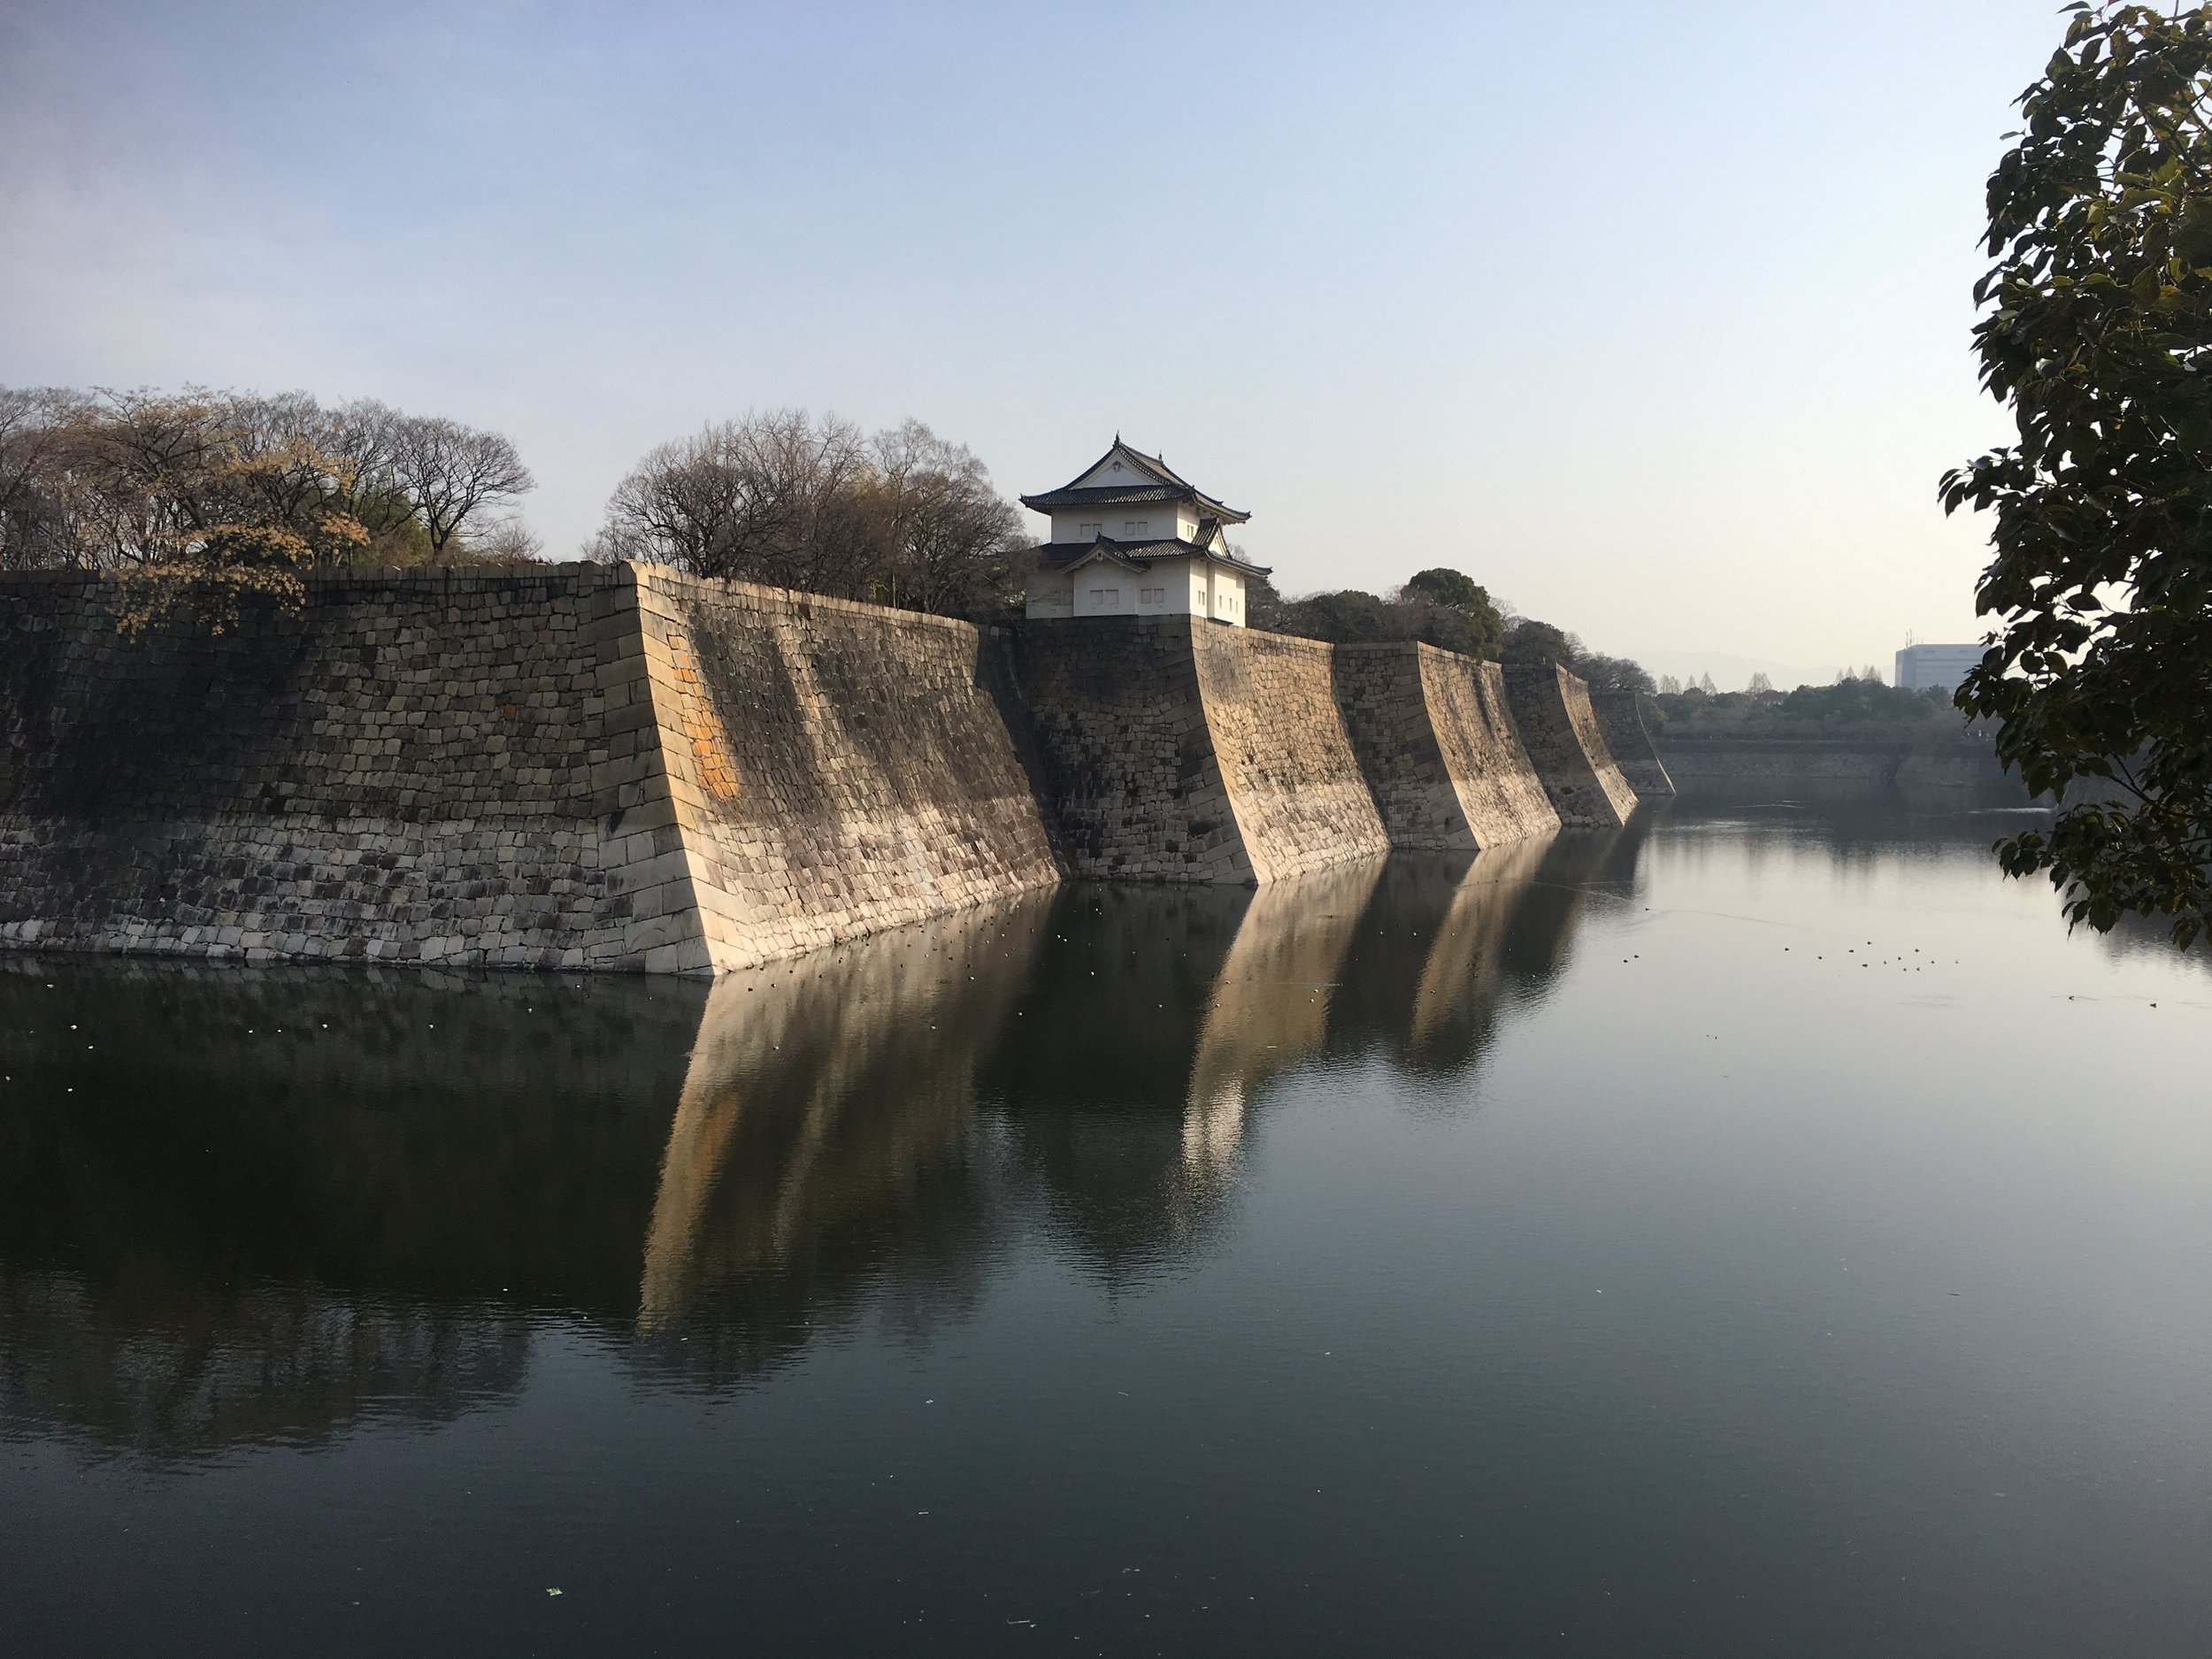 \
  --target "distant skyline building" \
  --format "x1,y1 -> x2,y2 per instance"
1893,642 -> 1981,694
1021,441 -> 1271,626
